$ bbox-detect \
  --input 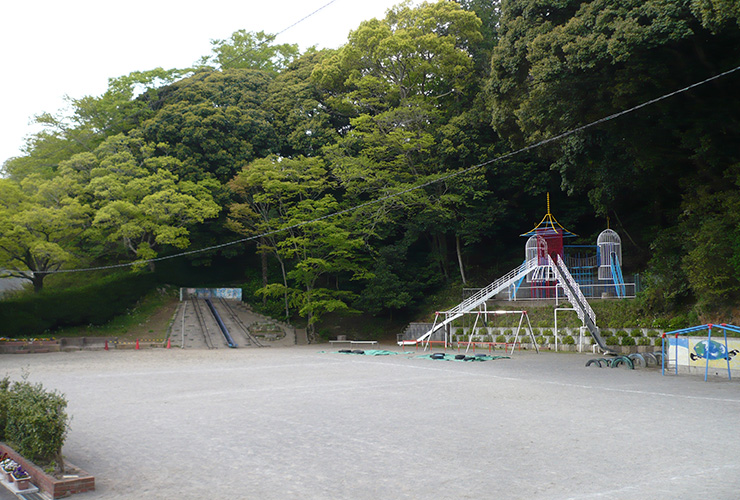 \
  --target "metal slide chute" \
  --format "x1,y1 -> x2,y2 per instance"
610,252 -> 626,298
399,257 -> 540,347
205,298 -> 238,348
